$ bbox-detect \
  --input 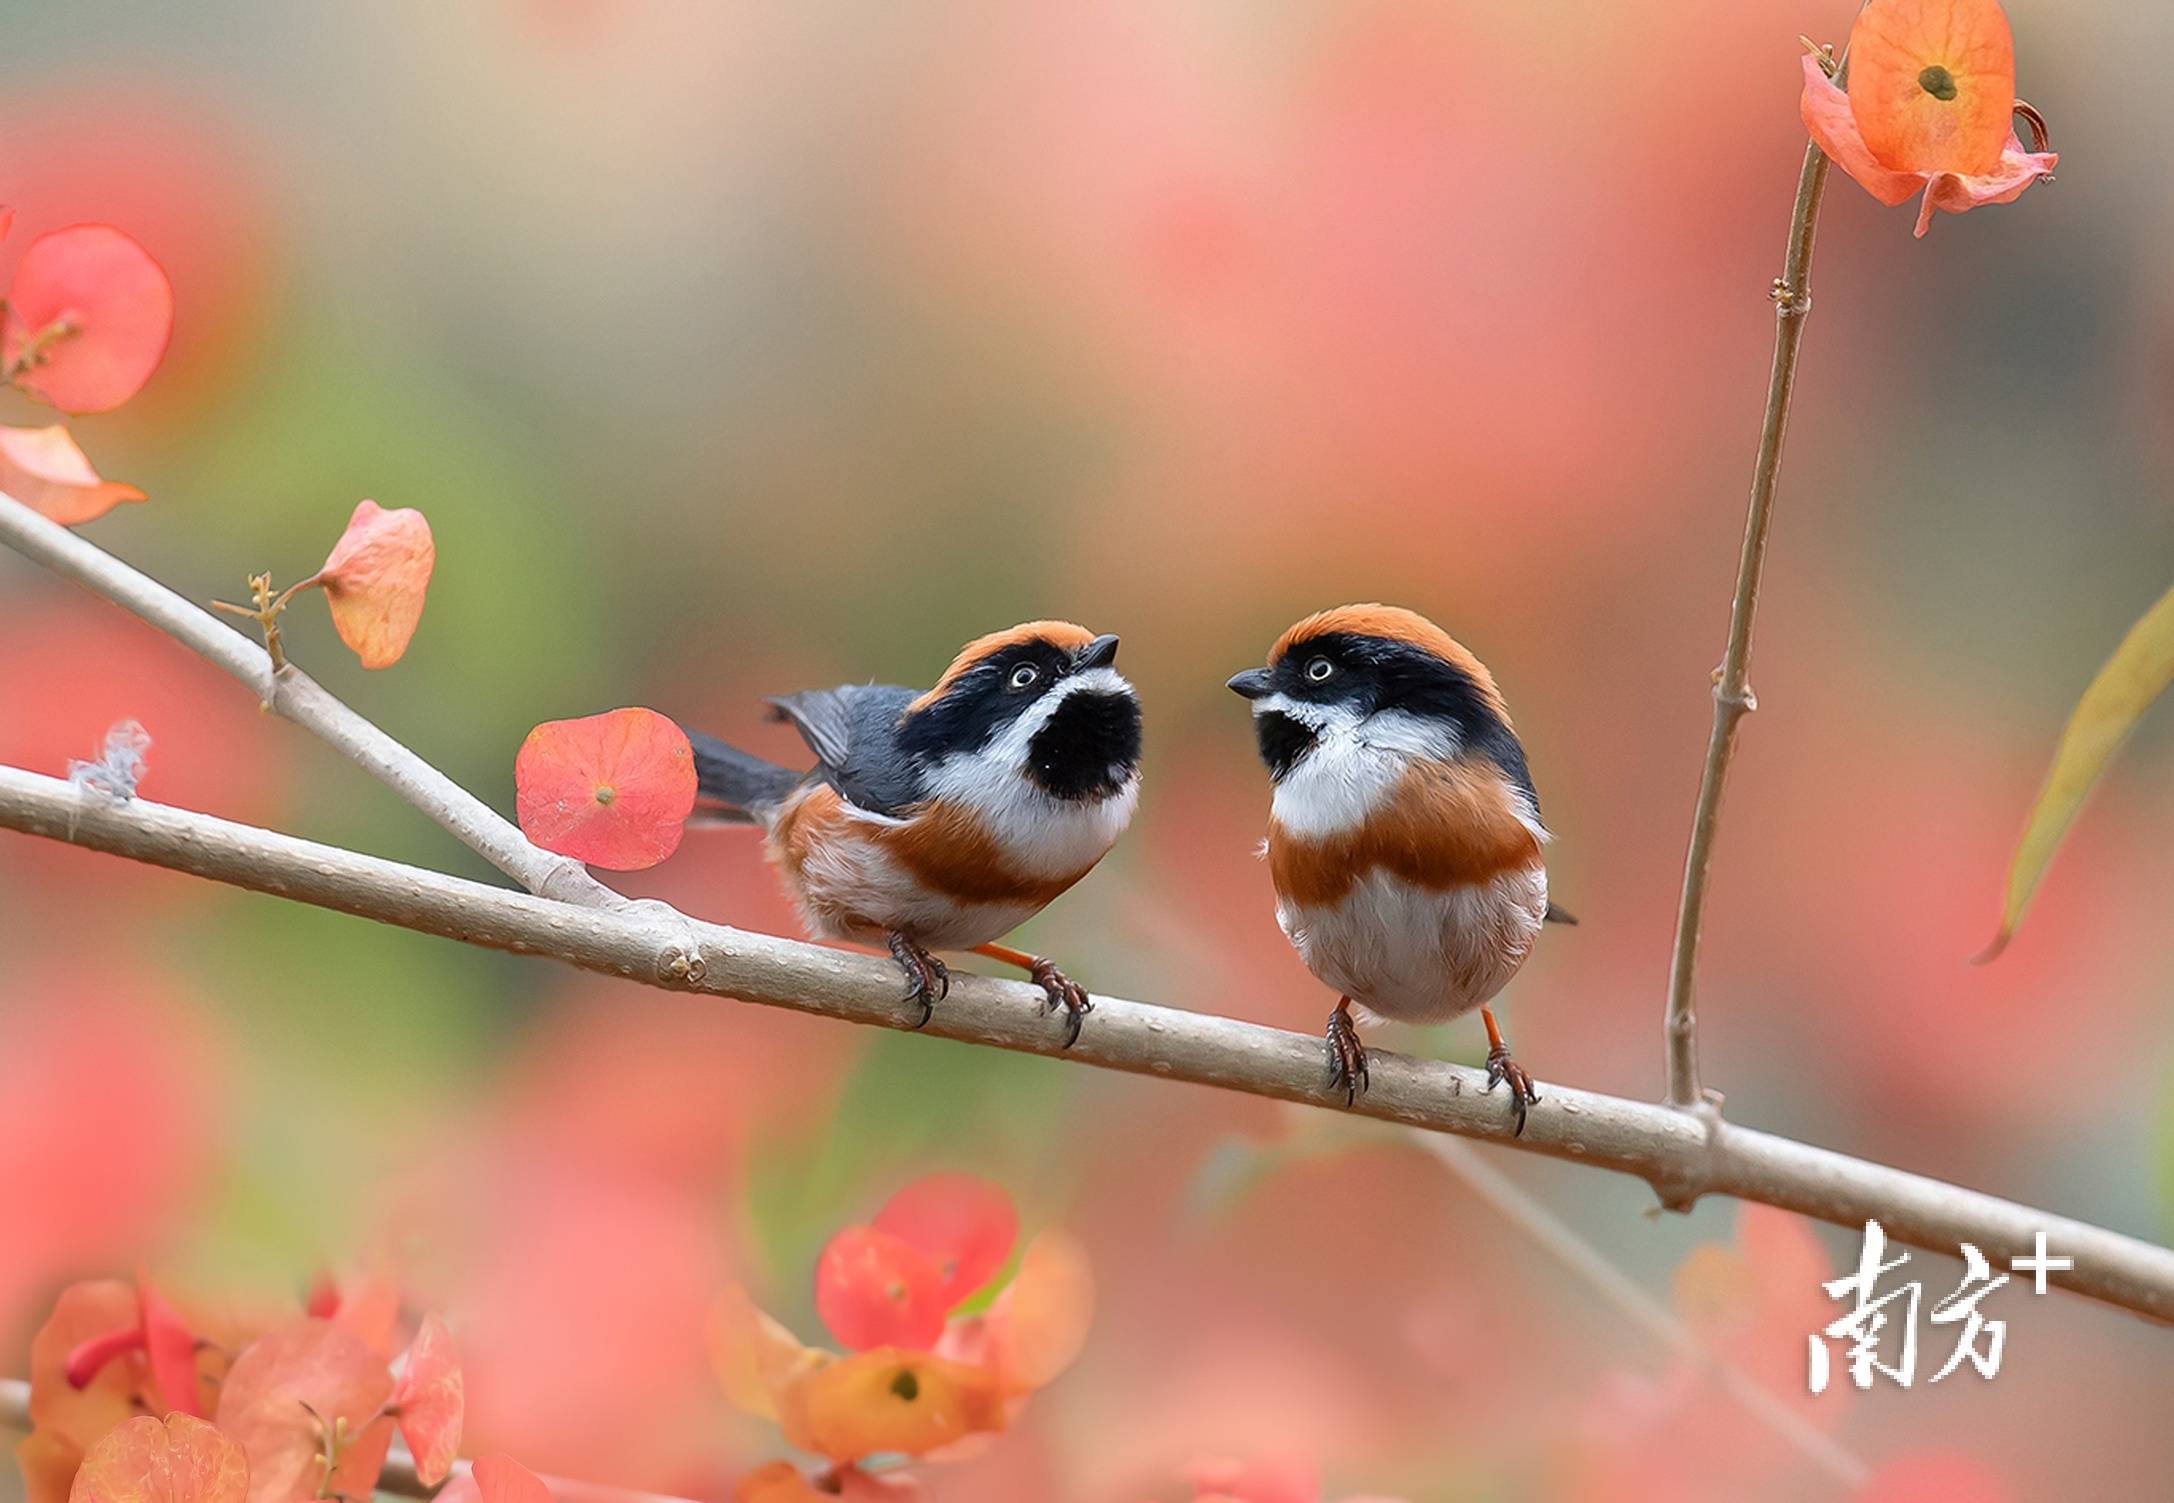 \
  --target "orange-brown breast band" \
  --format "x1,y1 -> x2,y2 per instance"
1270,603 -> 1508,724
1267,757 -> 1540,909
879,797 -> 1096,906
908,621 -> 1099,713
768,783 -> 1092,910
